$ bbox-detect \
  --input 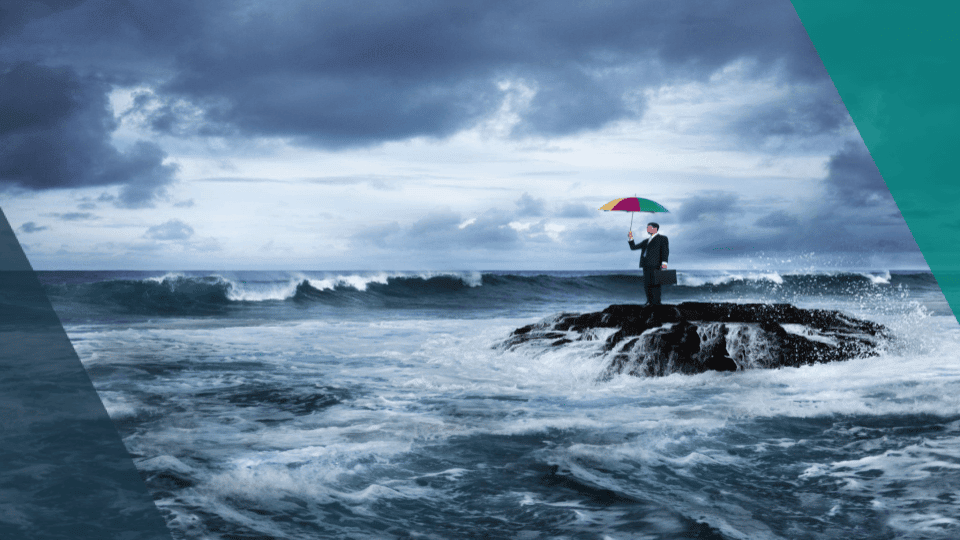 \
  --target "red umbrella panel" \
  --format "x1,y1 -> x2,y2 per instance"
598,197 -> 669,230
